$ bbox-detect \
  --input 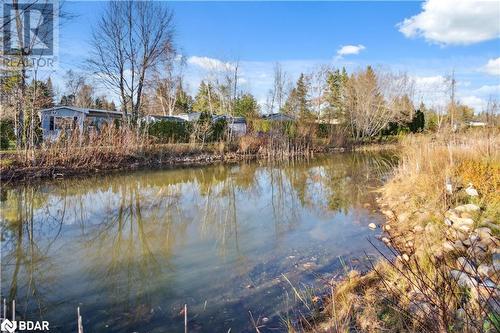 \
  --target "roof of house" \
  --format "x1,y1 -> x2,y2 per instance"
38,106 -> 123,116
174,112 -> 202,121
261,113 -> 295,121
212,115 -> 246,124
142,115 -> 186,122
